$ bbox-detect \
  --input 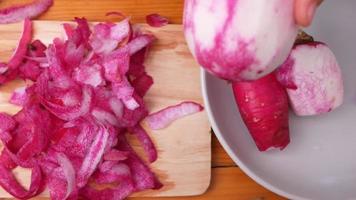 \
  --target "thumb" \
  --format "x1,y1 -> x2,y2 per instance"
294,0 -> 322,27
